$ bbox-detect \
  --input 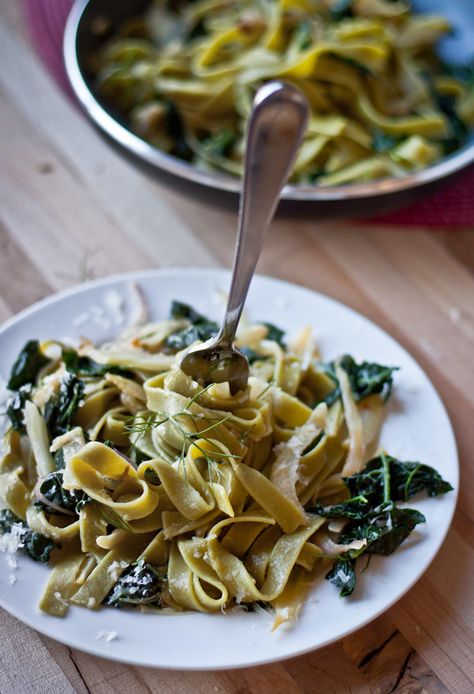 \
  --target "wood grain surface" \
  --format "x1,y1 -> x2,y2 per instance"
0,3 -> 473,692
